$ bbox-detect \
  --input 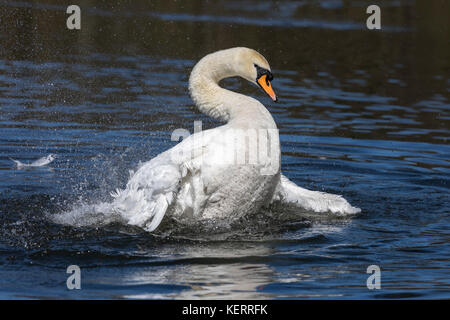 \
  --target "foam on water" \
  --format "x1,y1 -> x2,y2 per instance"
49,174 -> 358,240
